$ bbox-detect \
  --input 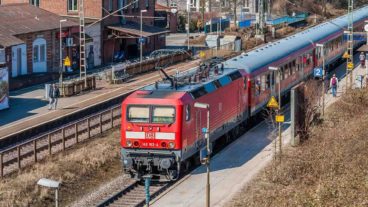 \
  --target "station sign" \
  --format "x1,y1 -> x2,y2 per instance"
267,96 -> 279,109
313,68 -> 323,78
275,115 -> 285,123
